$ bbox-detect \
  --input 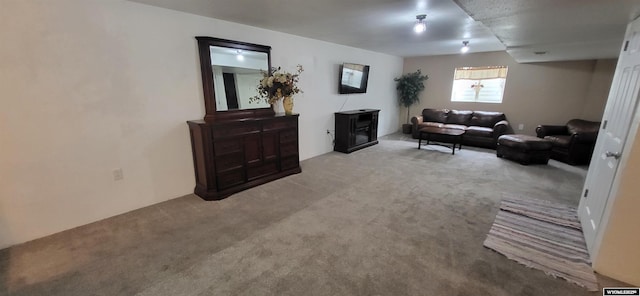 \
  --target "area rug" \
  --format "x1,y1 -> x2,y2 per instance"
483,198 -> 598,291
